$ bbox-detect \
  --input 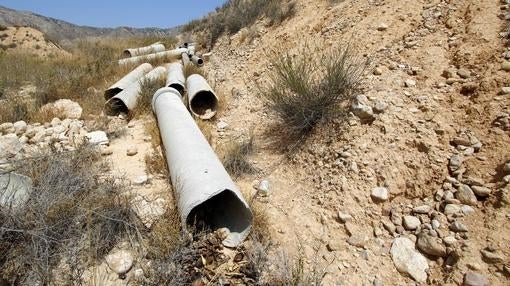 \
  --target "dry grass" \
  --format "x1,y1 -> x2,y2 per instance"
221,135 -> 257,178
183,63 -> 206,78
183,0 -> 296,47
196,118 -> 214,145
0,146 -> 145,285
129,75 -> 166,119
261,45 -> 368,145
